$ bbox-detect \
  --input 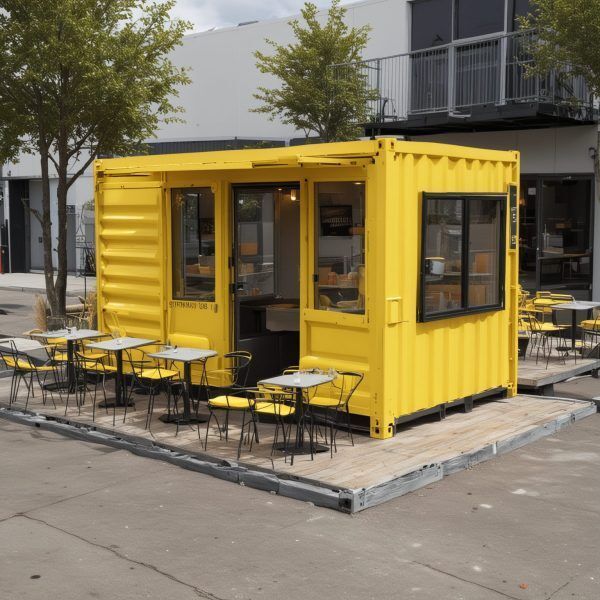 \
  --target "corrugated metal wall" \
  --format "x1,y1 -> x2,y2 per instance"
96,179 -> 166,340
384,144 -> 519,422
